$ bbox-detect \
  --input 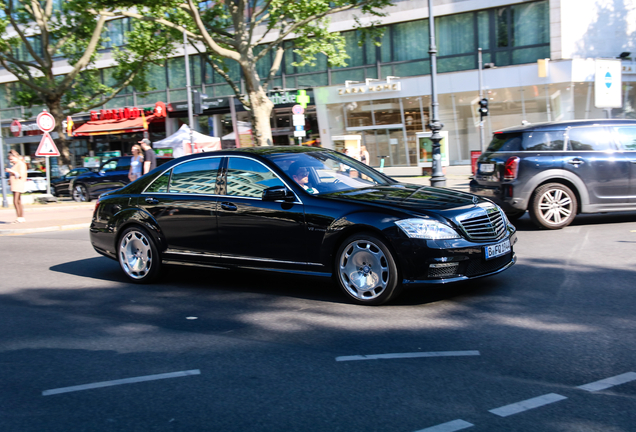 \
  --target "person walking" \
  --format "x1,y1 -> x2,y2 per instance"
360,145 -> 370,165
128,144 -> 144,182
139,138 -> 156,174
5,150 -> 27,223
